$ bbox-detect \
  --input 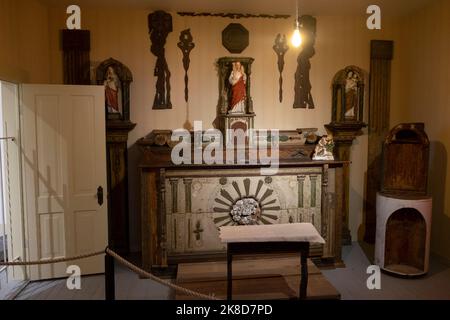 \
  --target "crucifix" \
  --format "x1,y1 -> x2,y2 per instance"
193,221 -> 204,241
273,34 -> 289,102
